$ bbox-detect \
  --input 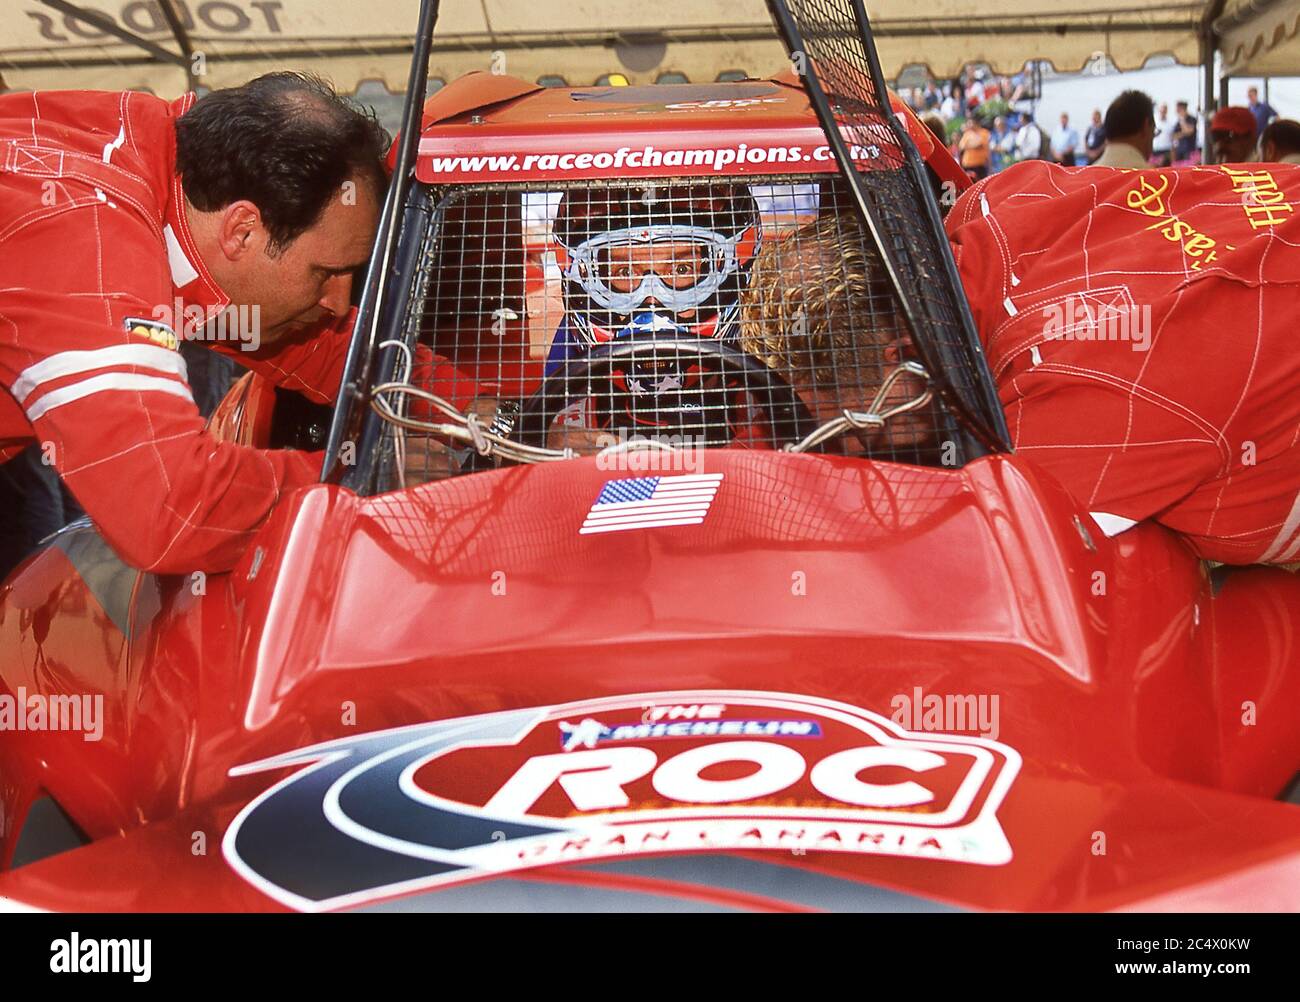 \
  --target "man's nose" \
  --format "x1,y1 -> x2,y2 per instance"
318,273 -> 353,317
